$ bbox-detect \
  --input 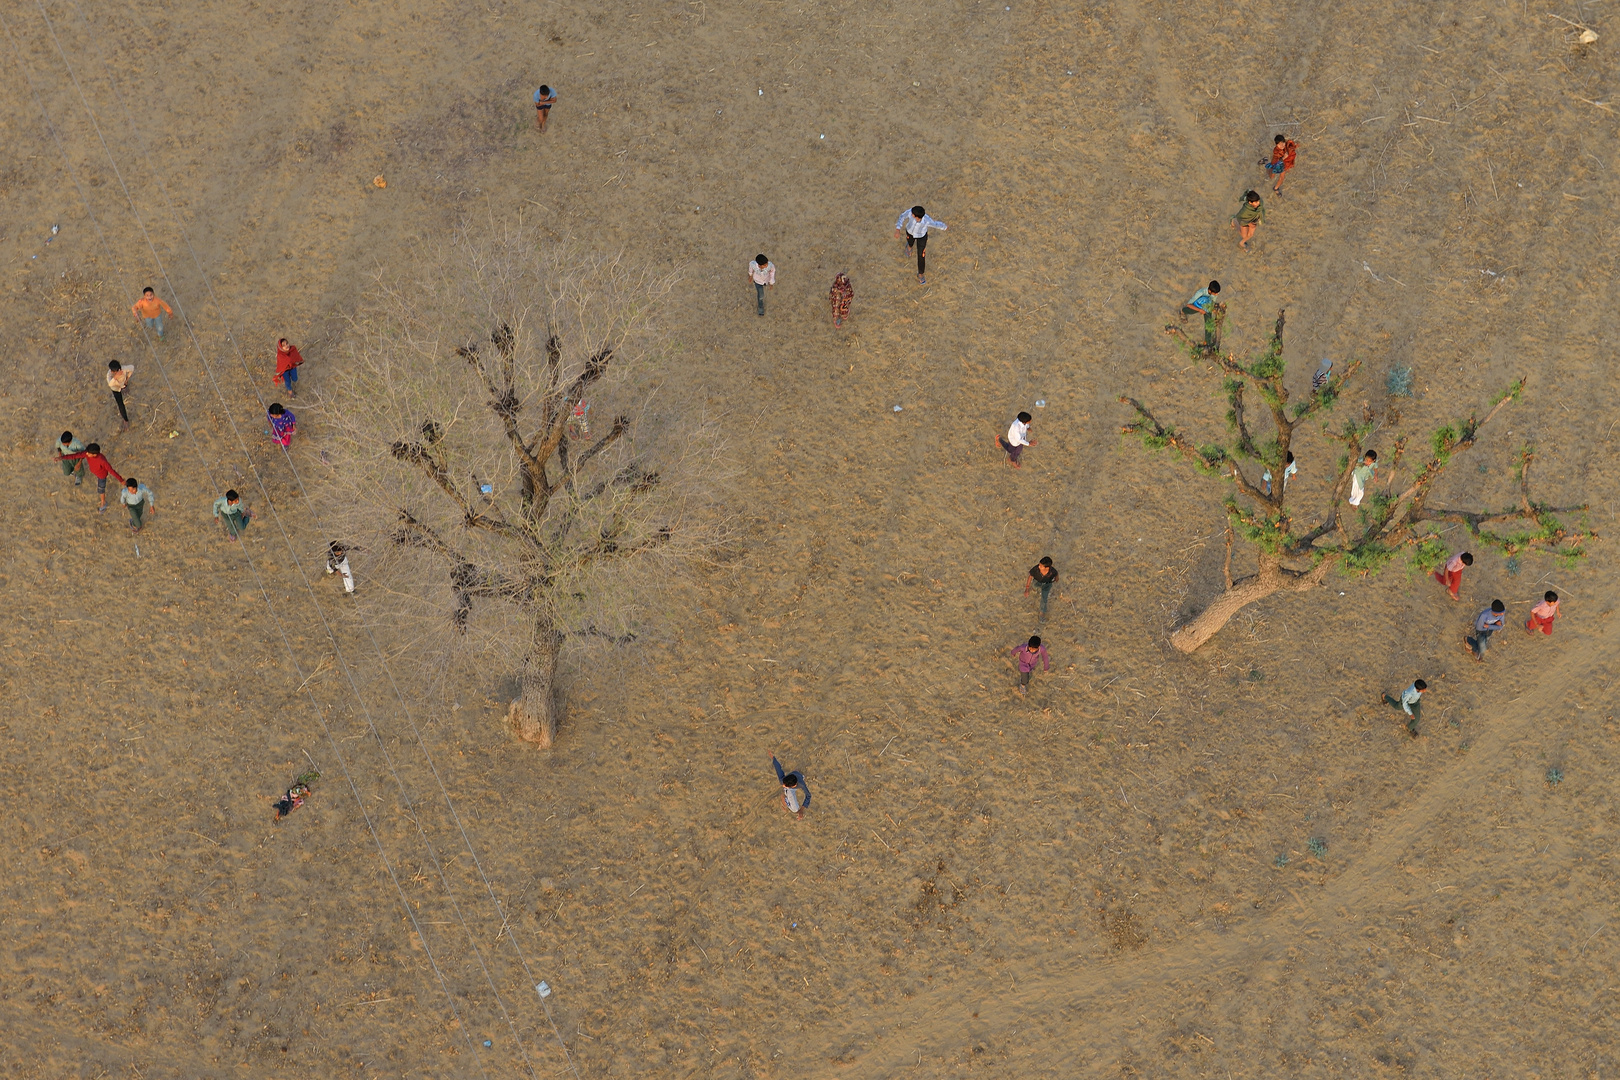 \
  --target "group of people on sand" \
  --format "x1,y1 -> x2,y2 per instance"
1380,548 -> 1561,738
50,290 -> 355,591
